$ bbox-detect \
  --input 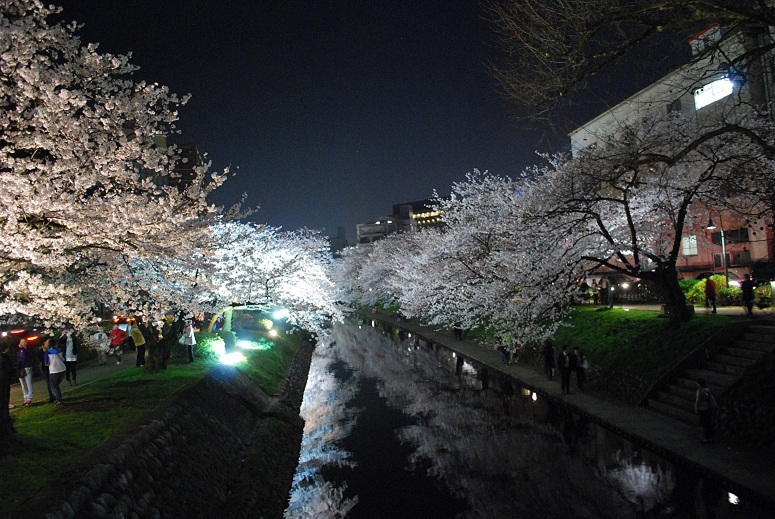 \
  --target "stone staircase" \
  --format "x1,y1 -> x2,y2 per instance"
646,320 -> 775,425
